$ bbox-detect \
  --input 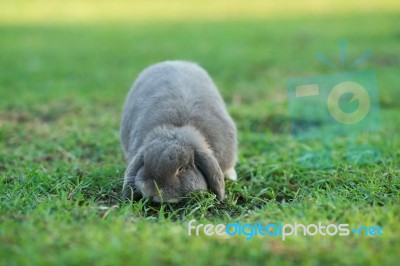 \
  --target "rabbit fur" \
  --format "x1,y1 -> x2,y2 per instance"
120,61 -> 237,202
